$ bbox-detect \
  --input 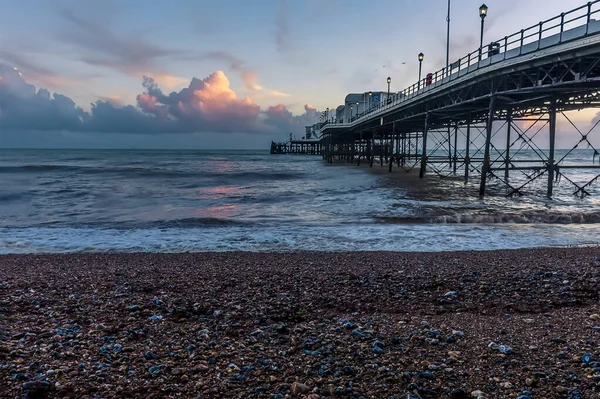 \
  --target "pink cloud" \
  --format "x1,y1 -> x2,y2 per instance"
0,64 -> 320,135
